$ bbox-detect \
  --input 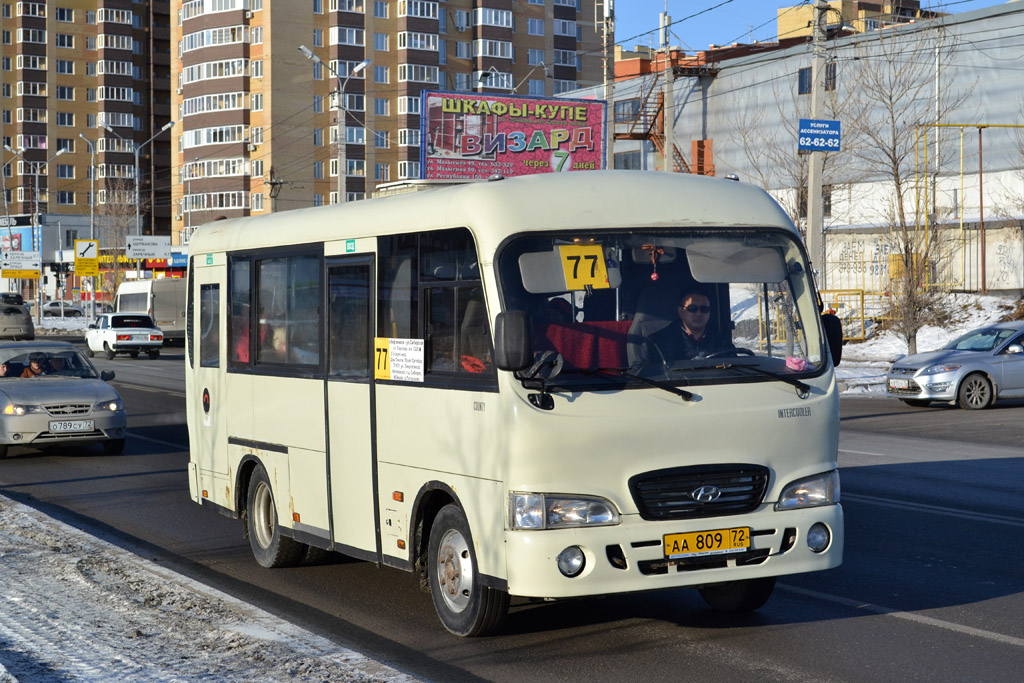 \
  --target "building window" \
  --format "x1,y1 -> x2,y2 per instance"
252,192 -> 264,211
56,59 -> 74,74
374,1 -> 388,18
55,33 -> 74,48
797,185 -> 833,219
313,161 -> 323,179
798,63 -> 836,95
527,79 -> 544,96
375,32 -> 388,51
614,150 -> 642,170
614,99 -> 640,123
57,164 -> 74,178
528,18 -> 544,35
313,29 -> 323,47
374,65 -> 389,83
56,112 -> 74,127
374,131 -> 389,148
375,98 -> 389,116
251,93 -> 263,111
528,49 -> 544,66
375,162 -> 390,182
398,160 -> 420,179
347,159 -> 365,177
57,191 -> 74,205
553,19 -> 576,37
398,129 -> 420,147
